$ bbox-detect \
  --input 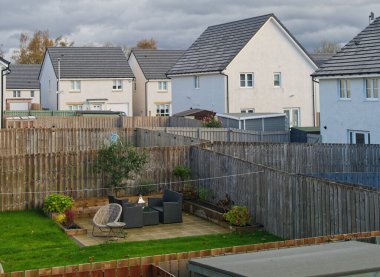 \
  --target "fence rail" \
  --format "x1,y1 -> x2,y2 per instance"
4,116 -> 202,129
191,146 -> 380,239
209,142 -> 380,174
0,147 -> 191,211
153,127 -> 290,143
